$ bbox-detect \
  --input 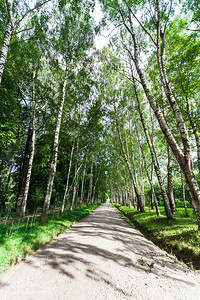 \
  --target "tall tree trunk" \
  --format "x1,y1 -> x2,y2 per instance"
114,102 -> 144,211
80,160 -> 86,207
186,99 -> 200,179
133,114 -> 160,216
0,0 -> 15,85
181,170 -> 189,217
16,68 -> 37,216
167,144 -> 176,212
16,125 -> 35,214
87,156 -> 94,205
70,128 -> 79,211
21,67 -> 37,217
127,113 -> 145,210
155,2 -> 200,226
61,138 -> 75,212
41,67 -> 67,223
91,170 -> 100,204
130,28 -> 200,224
129,63 -> 172,218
